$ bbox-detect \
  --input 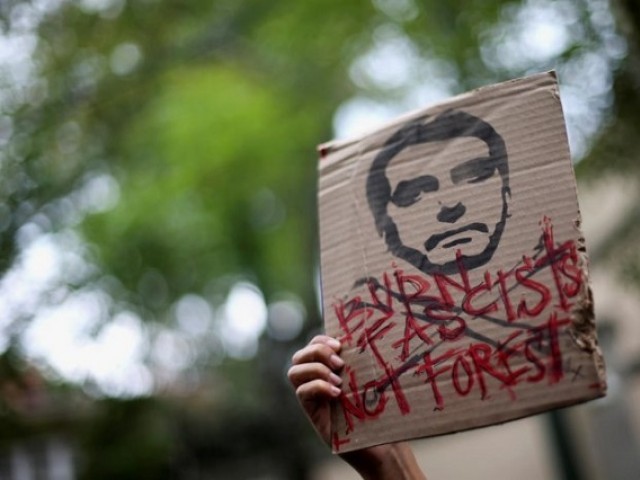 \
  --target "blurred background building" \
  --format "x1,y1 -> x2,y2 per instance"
0,0 -> 639,478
